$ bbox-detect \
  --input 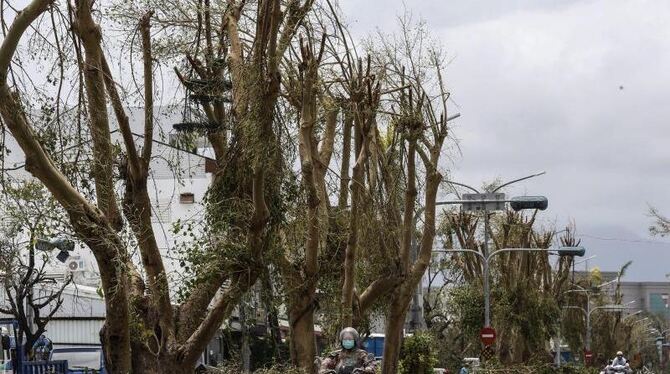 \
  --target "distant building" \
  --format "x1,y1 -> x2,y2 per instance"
571,270 -> 619,284
619,282 -> 670,321
571,269 -> 670,321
